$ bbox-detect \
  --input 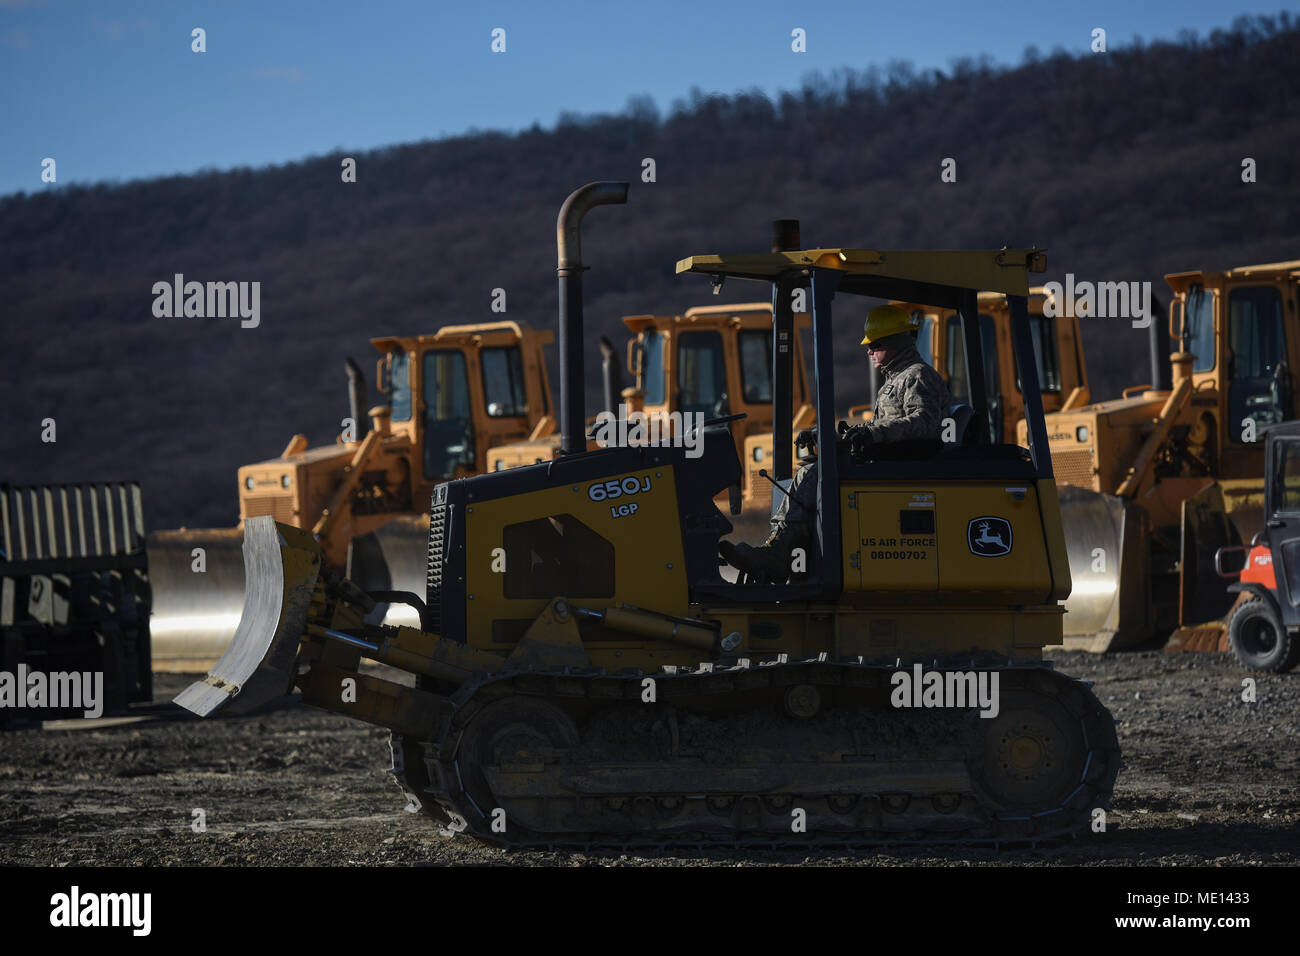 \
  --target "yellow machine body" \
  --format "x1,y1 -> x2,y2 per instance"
177,198 -> 1119,849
